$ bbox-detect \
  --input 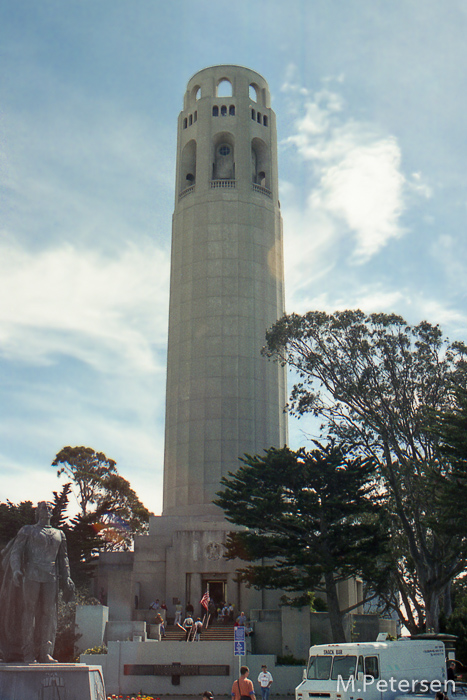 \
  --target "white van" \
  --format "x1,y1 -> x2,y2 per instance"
295,640 -> 448,700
